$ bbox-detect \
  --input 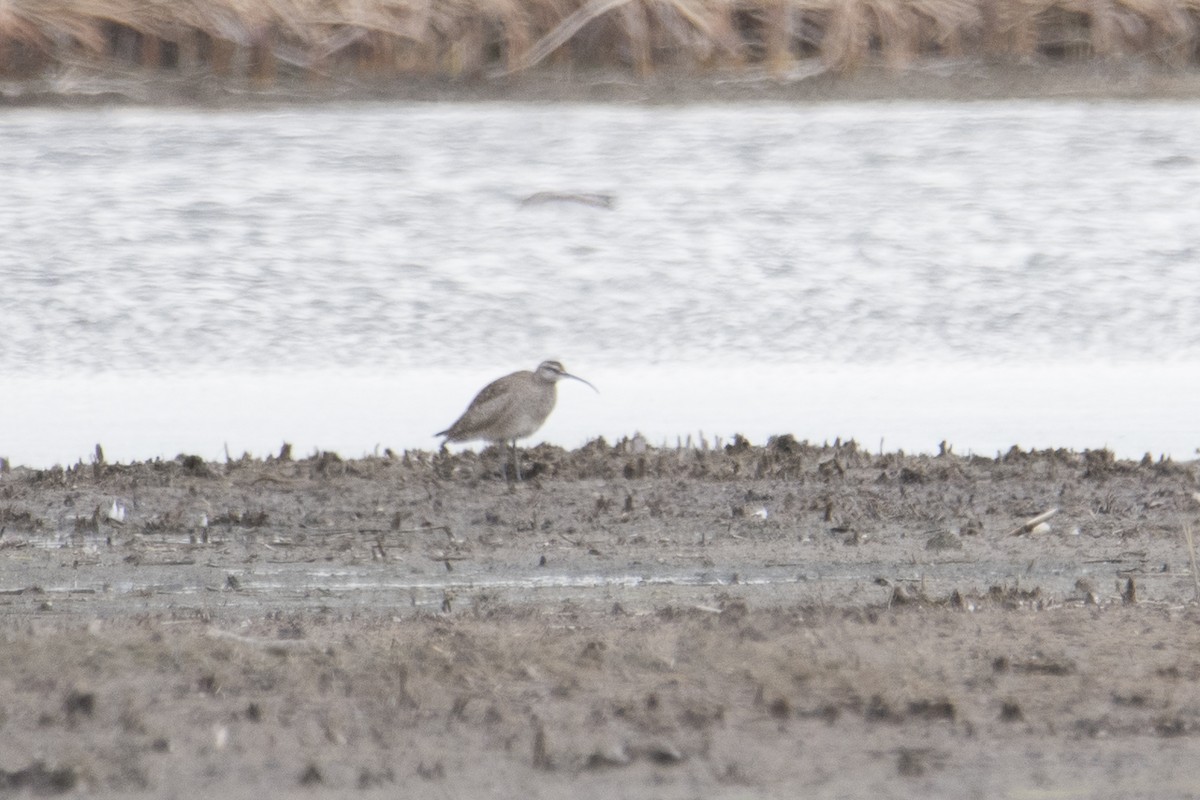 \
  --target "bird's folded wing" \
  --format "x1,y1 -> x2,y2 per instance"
445,378 -> 517,440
